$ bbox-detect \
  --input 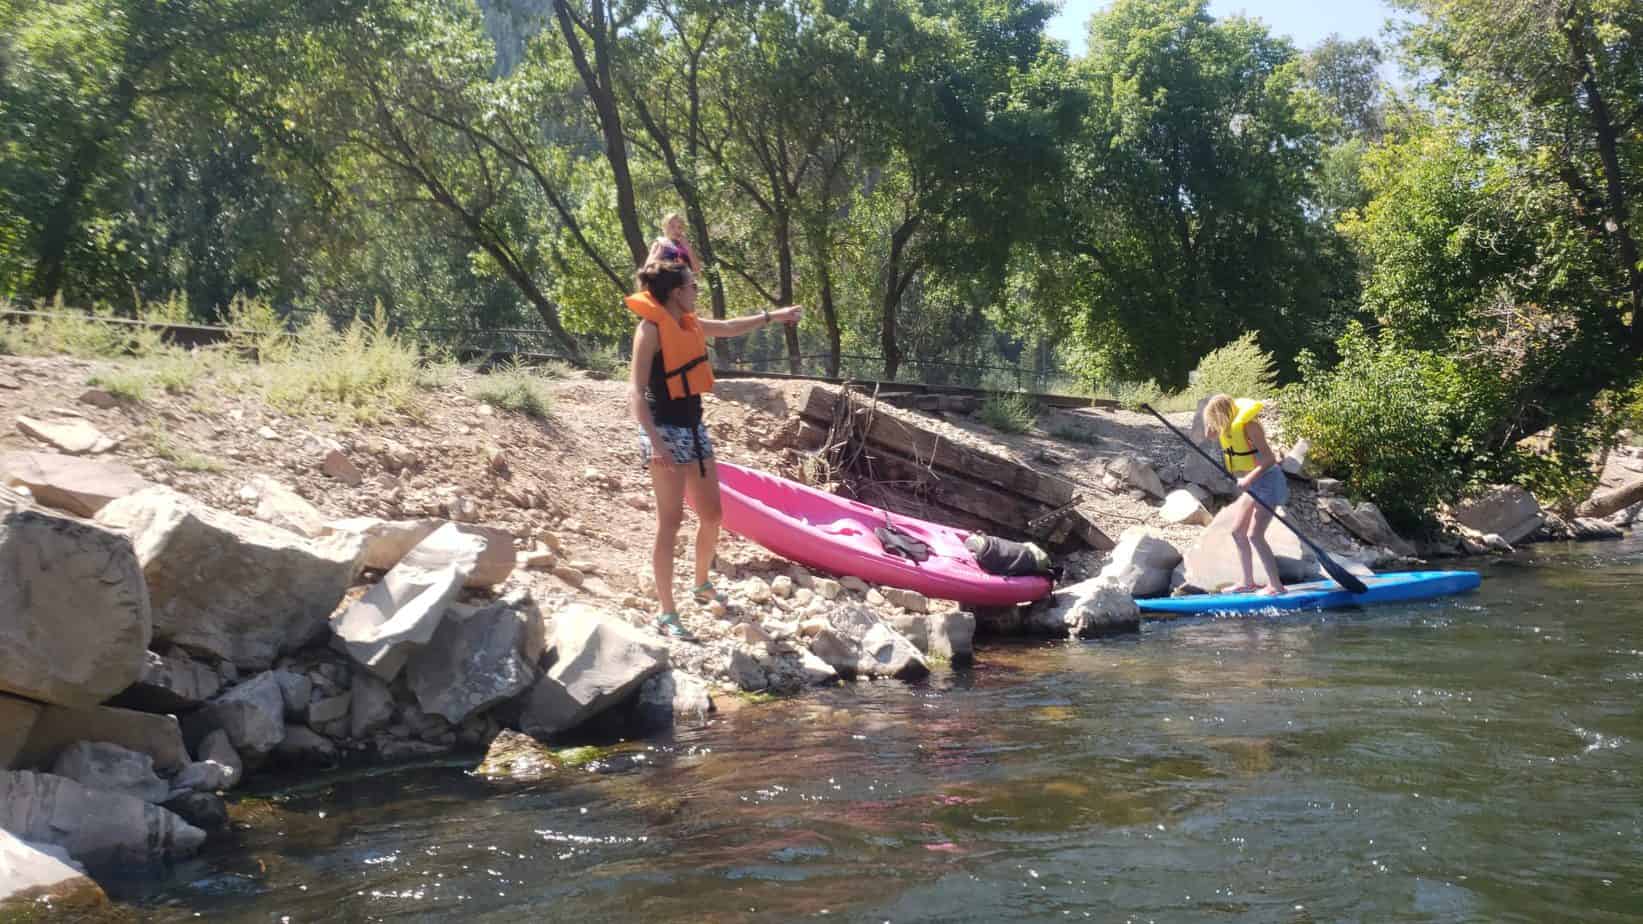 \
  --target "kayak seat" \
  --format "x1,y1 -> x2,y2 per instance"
820,517 -> 864,537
